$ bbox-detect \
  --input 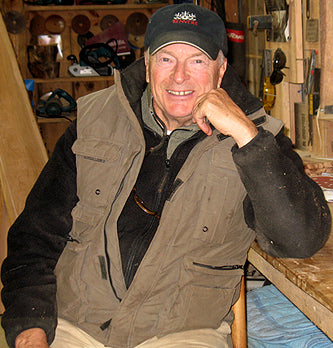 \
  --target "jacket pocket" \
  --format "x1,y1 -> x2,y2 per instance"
182,257 -> 243,329
191,172 -> 229,243
160,256 -> 243,333
56,203 -> 108,322
69,202 -> 104,242
55,232 -> 90,322
183,256 -> 243,288
72,139 -> 124,208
